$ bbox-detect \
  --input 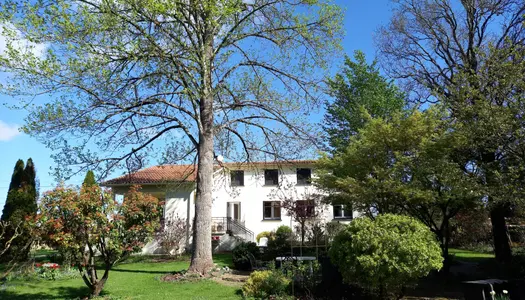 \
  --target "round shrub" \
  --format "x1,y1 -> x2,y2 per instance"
232,241 -> 260,271
242,269 -> 291,299
329,214 -> 443,299
275,225 -> 293,237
